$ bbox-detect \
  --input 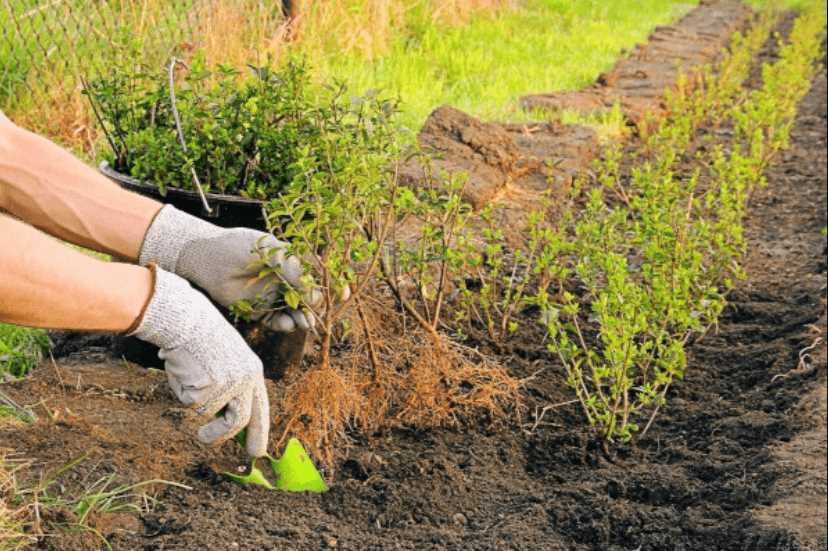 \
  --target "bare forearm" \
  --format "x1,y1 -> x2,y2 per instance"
0,120 -> 161,260
0,214 -> 152,332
